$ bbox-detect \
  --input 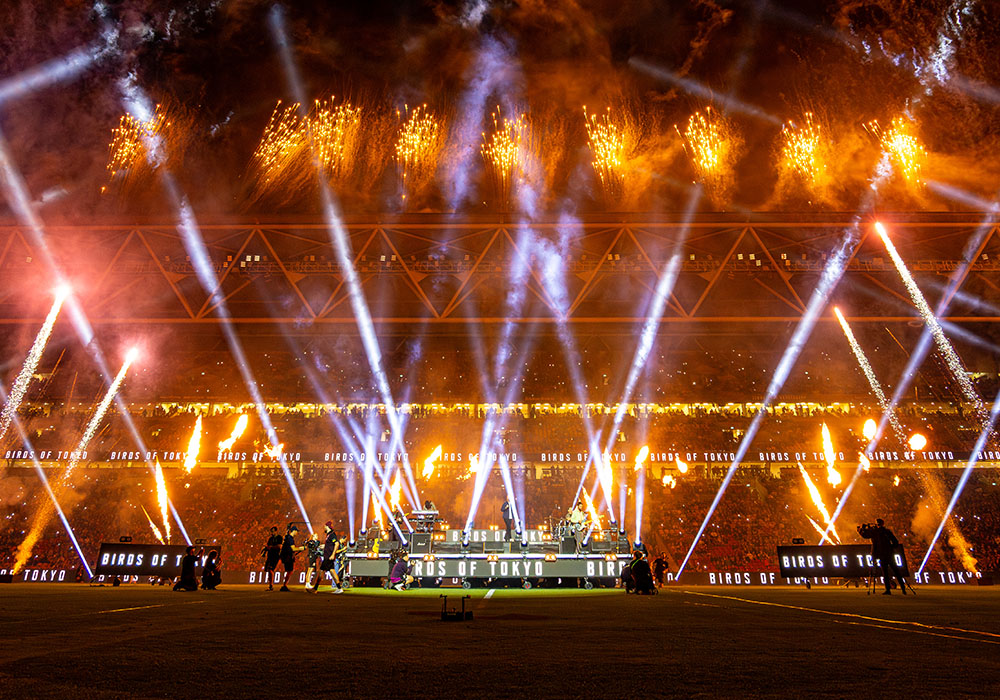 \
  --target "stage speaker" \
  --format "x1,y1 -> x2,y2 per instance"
484,541 -> 506,553
410,533 -> 431,554
590,540 -> 611,553
559,536 -> 576,554
615,539 -> 632,554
